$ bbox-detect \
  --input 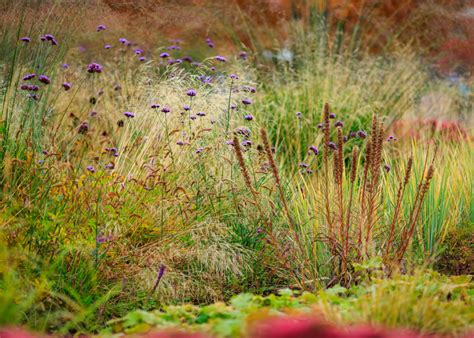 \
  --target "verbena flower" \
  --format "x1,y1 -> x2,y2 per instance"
182,56 -> 193,63
167,45 -> 180,50
161,107 -> 170,113
139,56 -> 146,62
329,112 -> 336,119
187,89 -> 197,97
96,24 -> 107,32
104,44 -> 112,49
62,82 -> 71,91
357,130 -> 367,139
61,63 -> 69,69
134,48 -> 143,55
190,115 -> 197,120
242,98 -> 252,105
296,111 -> 302,118
197,111 -> 206,117
244,114 -> 253,121
160,52 -> 170,58
384,164 -> 391,173
335,120 -> 343,127
105,163 -> 114,169
22,73 -> 36,81
183,105 -> 190,111
176,140 -> 185,146
124,111 -> 135,118
87,63 -> 103,73
20,37 -> 31,42
317,123 -> 324,129
309,145 -> 319,155
235,126 -> 251,138
86,165 -> 95,173
239,51 -> 248,59
242,140 -> 252,147
38,75 -> 50,84
387,135 -> 397,142
196,147 -> 204,154
328,142 -> 337,150
229,74 -> 239,79
243,86 -> 256,93
299,162 -> 309,168
90,111 -> 98,117
349,131 -> 356,138
119,38 -> 127,44
78,121 -> 89,134
151,104 -> 160,109
215,55 -> 226,62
